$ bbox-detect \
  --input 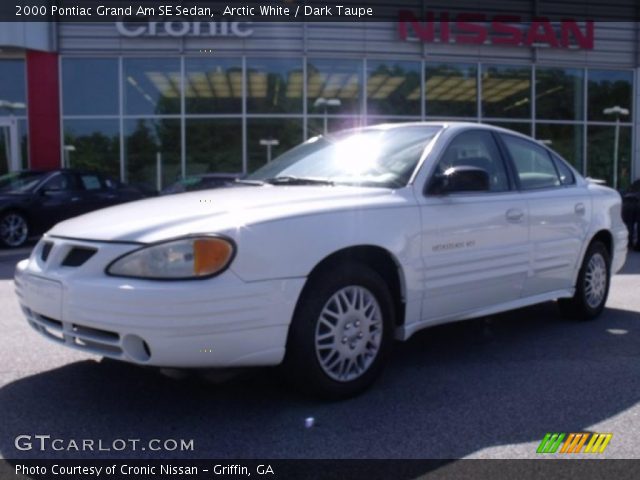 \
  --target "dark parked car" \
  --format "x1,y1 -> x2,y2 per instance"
0,169 -> 145,248
160,173 -> 239,195
622,179 -> 640,250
